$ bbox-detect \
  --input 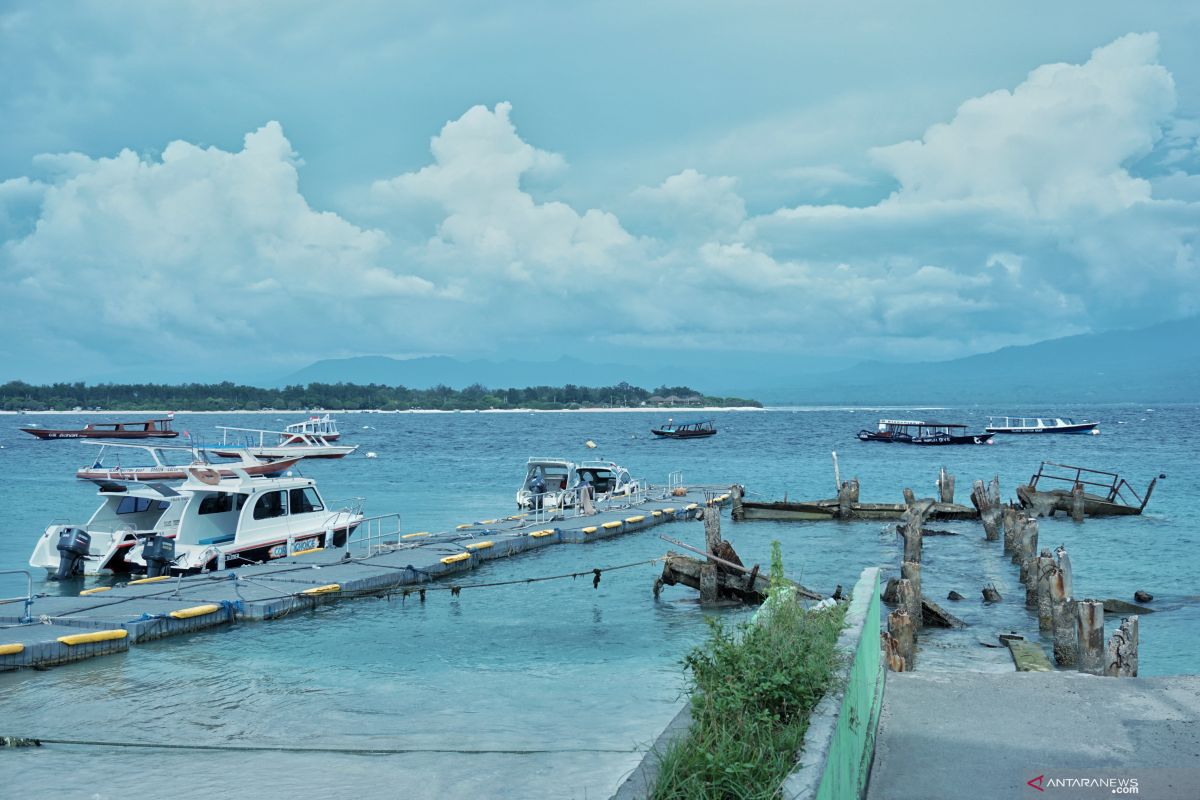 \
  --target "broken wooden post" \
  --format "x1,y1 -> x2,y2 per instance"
969,482 -> 998,544
901,562 -> 922,630
987,476 -> 1001,508
1035,552 -> 1055,630
1018,520 -> 1039,586
1050,548 -> 1077,667
847,478 -> 860,504
837,481 -> 852,519
900,499 -> 932,564
1002,506 -> 1021,555
703,506 -> 722,557
1104,616 -> 1139,677
1076,599 -> 1105,675
937,467 -> 955,504
888,609 -> 915,670
881,632 -> 906,672
902,487 -> 916,508
730,484 -> 744,521
1071,481 -> 1086,523
699,563 -> 718,604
